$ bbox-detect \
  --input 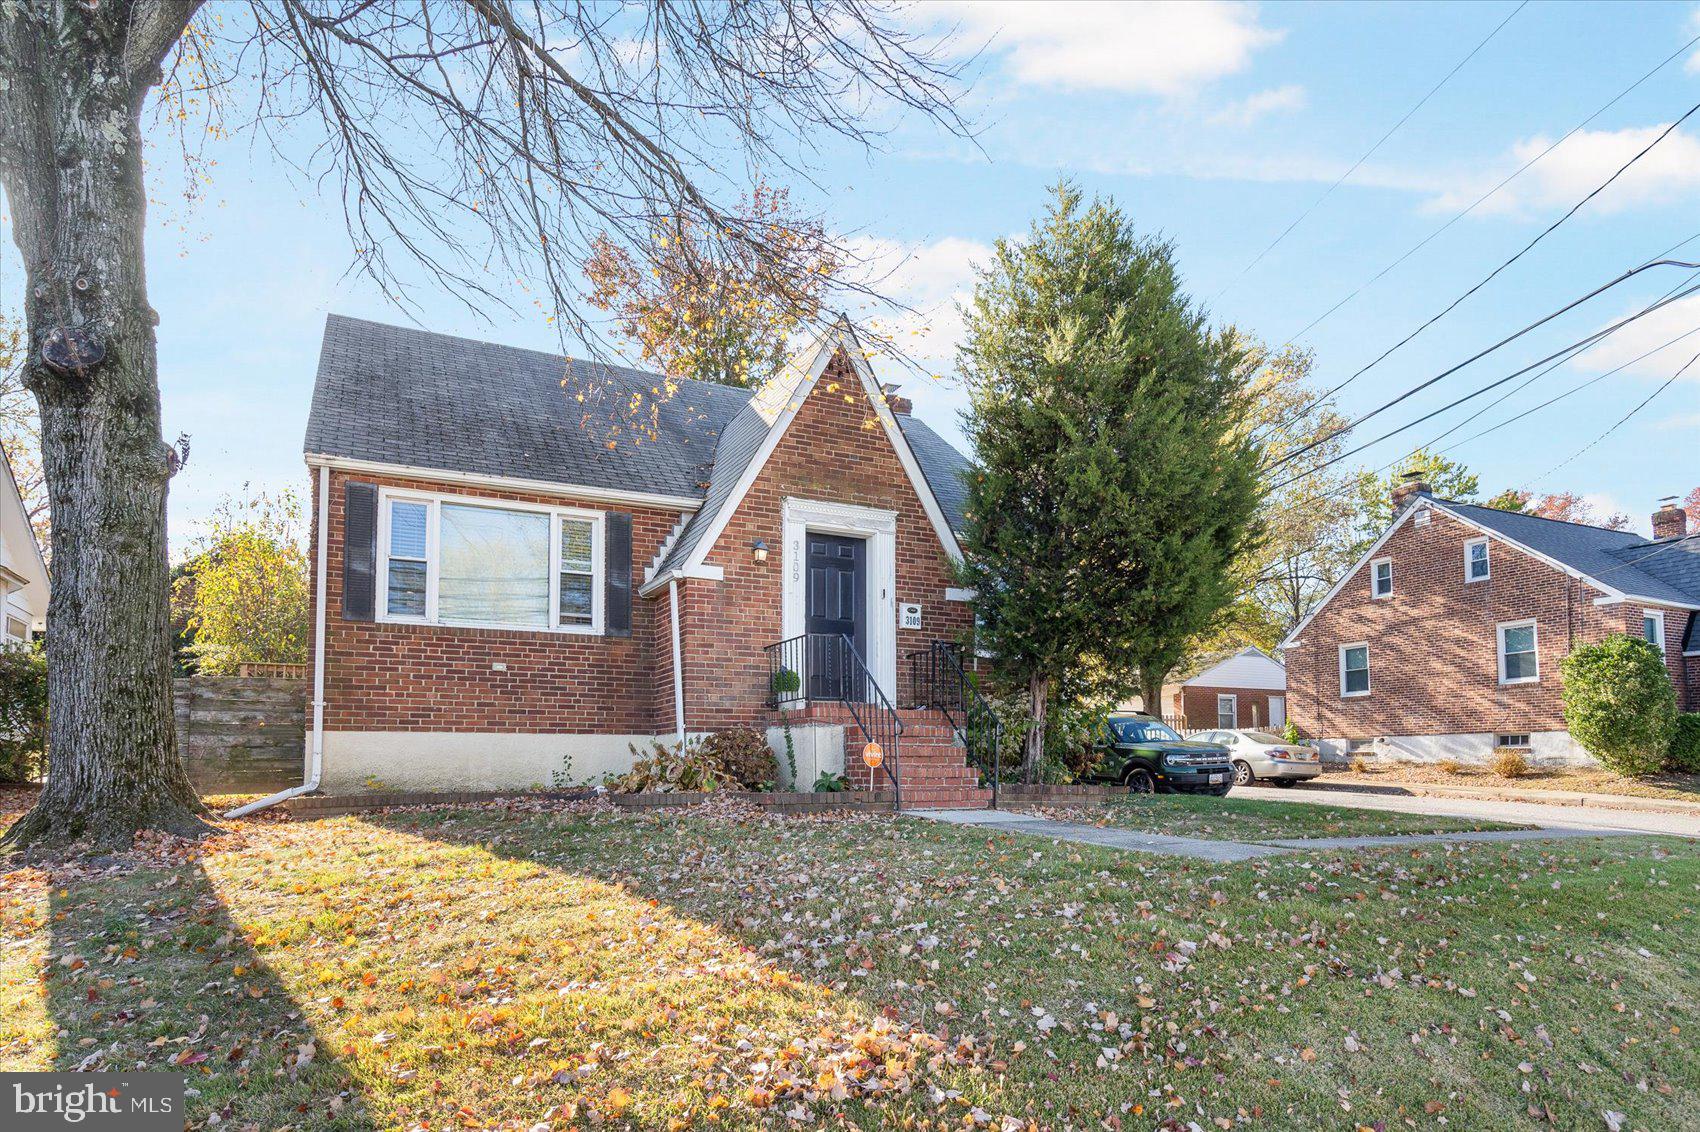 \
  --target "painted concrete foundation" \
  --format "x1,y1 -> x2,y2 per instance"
321,731 -> 660,792
765,722 -> 845,790
1318,730 -> 1595,768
